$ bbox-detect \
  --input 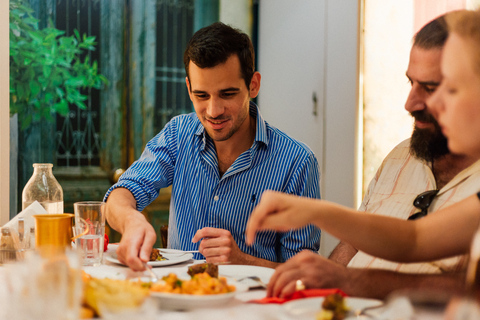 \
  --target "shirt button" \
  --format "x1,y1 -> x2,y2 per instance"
214,195 -> 219,201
